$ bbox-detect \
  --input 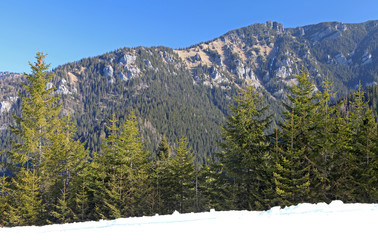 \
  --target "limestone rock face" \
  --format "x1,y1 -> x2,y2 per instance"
119,54 -> 136,65
55,78 -> 74,94
56,85 -> 70,95
0,101 -> 11,114
209,66 -> 221,79
310,26 -> 342,42
118,72 -> 128,81
103,65 -> 114,78
163,52 -> 175,64
125,66 -> 141,79
275,66 -> 291,79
